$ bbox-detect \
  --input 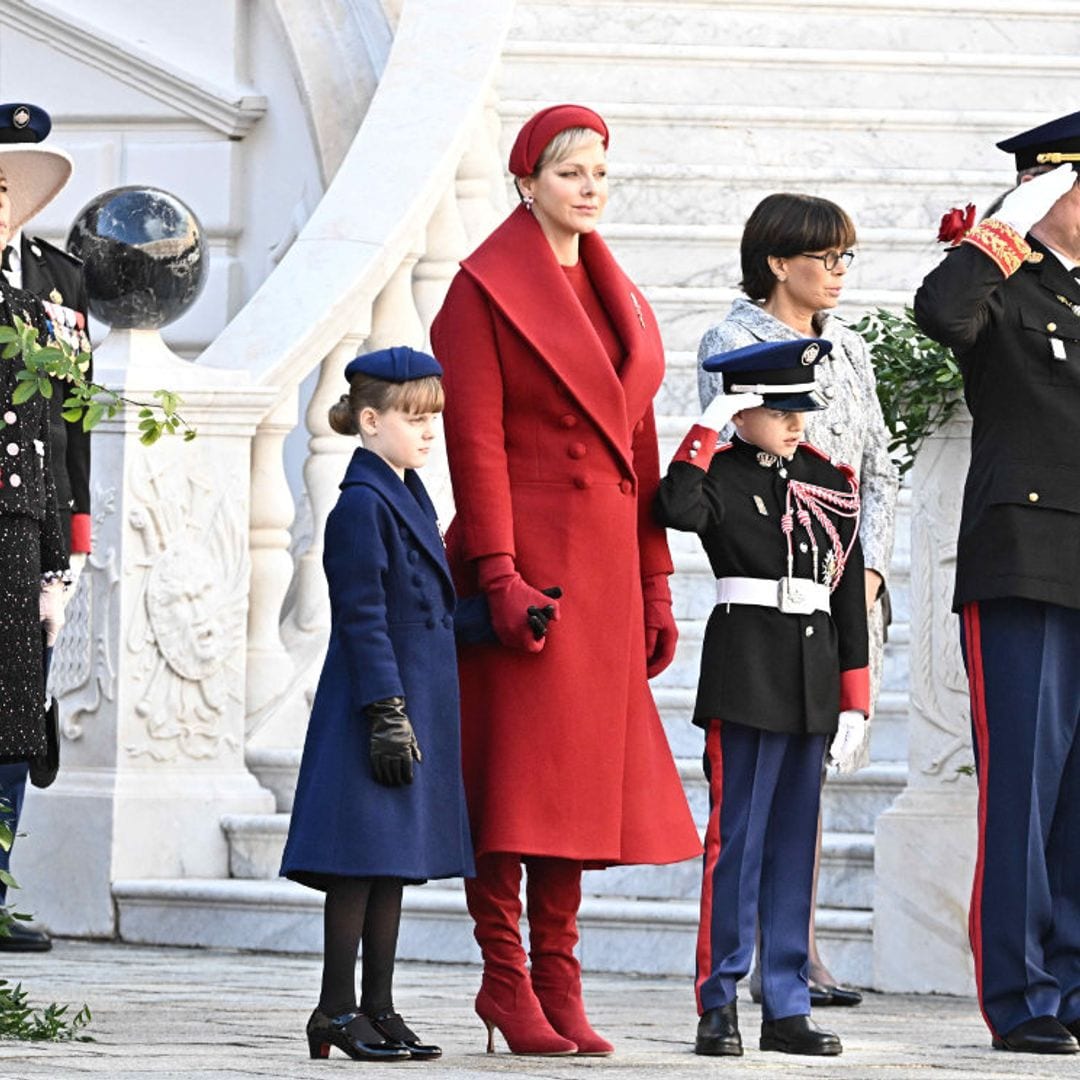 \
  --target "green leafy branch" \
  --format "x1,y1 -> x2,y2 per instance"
855,306 -> 963,475
0,316 -> 195,445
